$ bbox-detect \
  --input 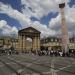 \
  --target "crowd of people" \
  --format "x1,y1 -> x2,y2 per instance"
37,49 -> 75,57
0,47 -> 75,57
